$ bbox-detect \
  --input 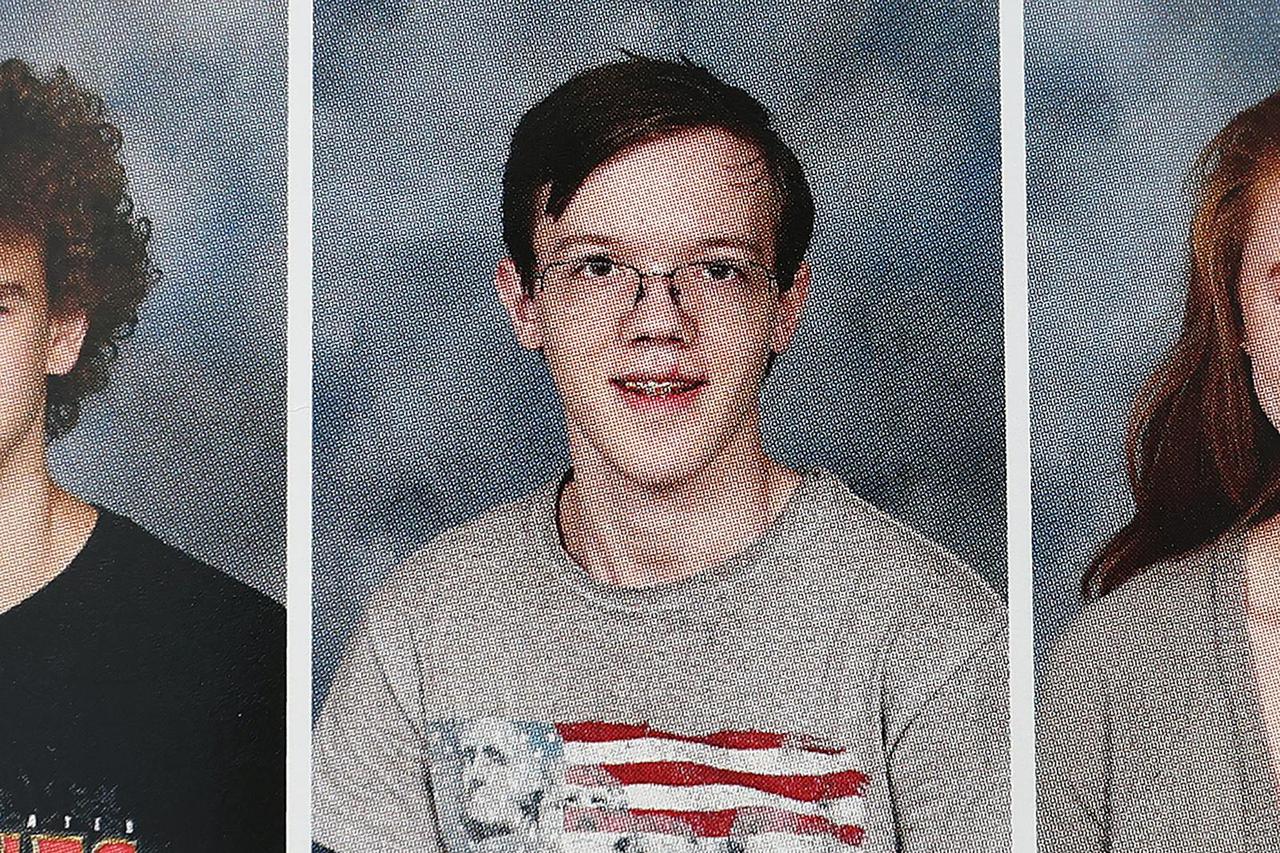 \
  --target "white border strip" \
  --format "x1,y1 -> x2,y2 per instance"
285,0 -> 314,847
999,0 -> 1033,847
